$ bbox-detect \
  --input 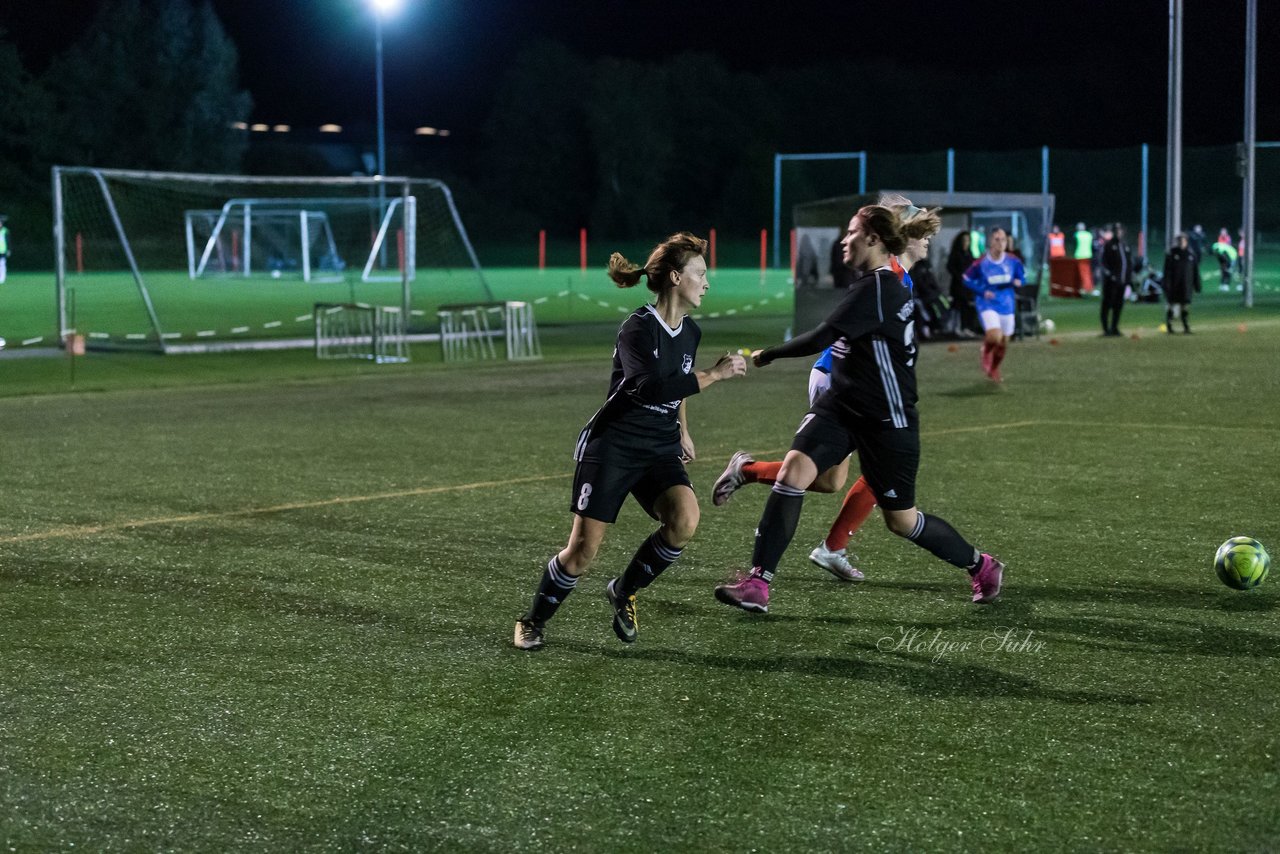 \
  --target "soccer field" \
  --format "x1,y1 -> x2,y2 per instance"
1,311 -> 1277,849
1,249 -> 1277,347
